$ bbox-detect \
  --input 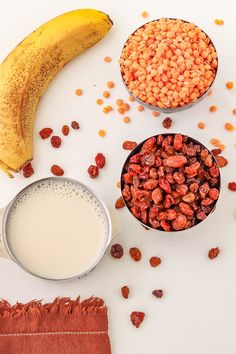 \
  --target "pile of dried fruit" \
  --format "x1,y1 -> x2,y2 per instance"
121,133 -> 221,231
120,18 -> 217,109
